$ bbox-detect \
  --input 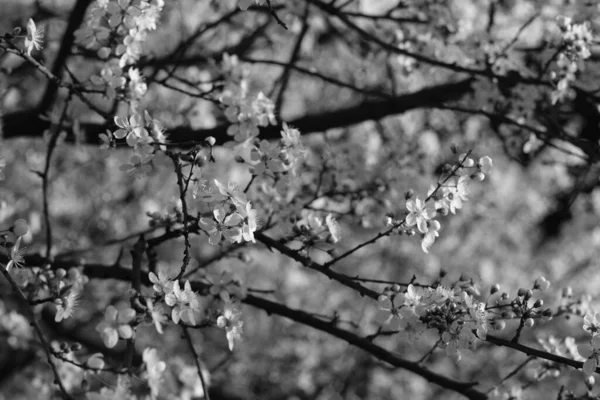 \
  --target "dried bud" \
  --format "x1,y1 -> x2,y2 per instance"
450,144 -> 458,154
404,189 -> 414,200
542,308 -> 553,318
